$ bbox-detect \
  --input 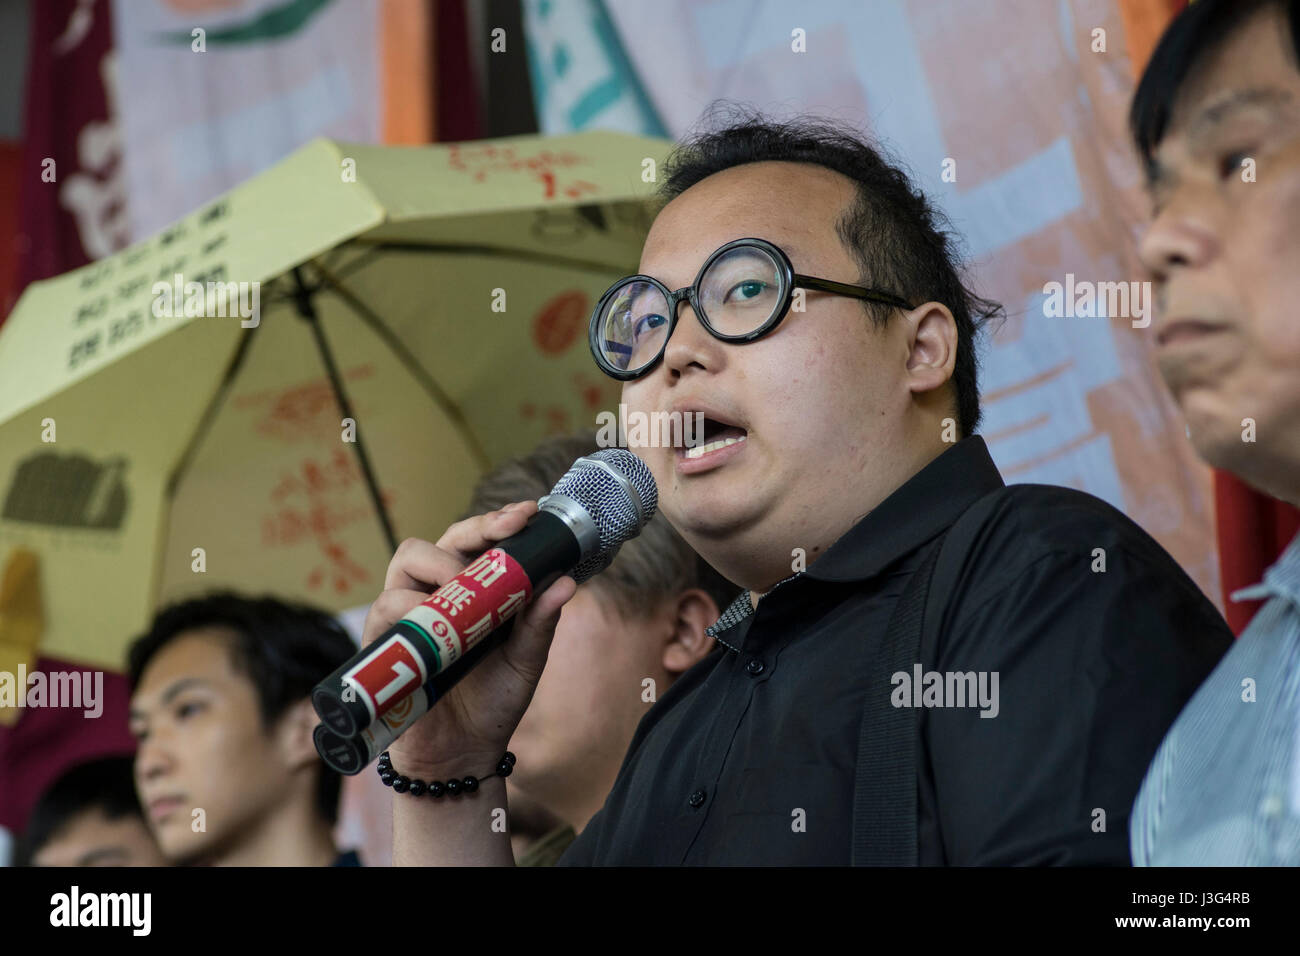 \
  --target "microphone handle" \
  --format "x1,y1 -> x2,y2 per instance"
313,510 -> 580,738
314,619 -> 513,775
